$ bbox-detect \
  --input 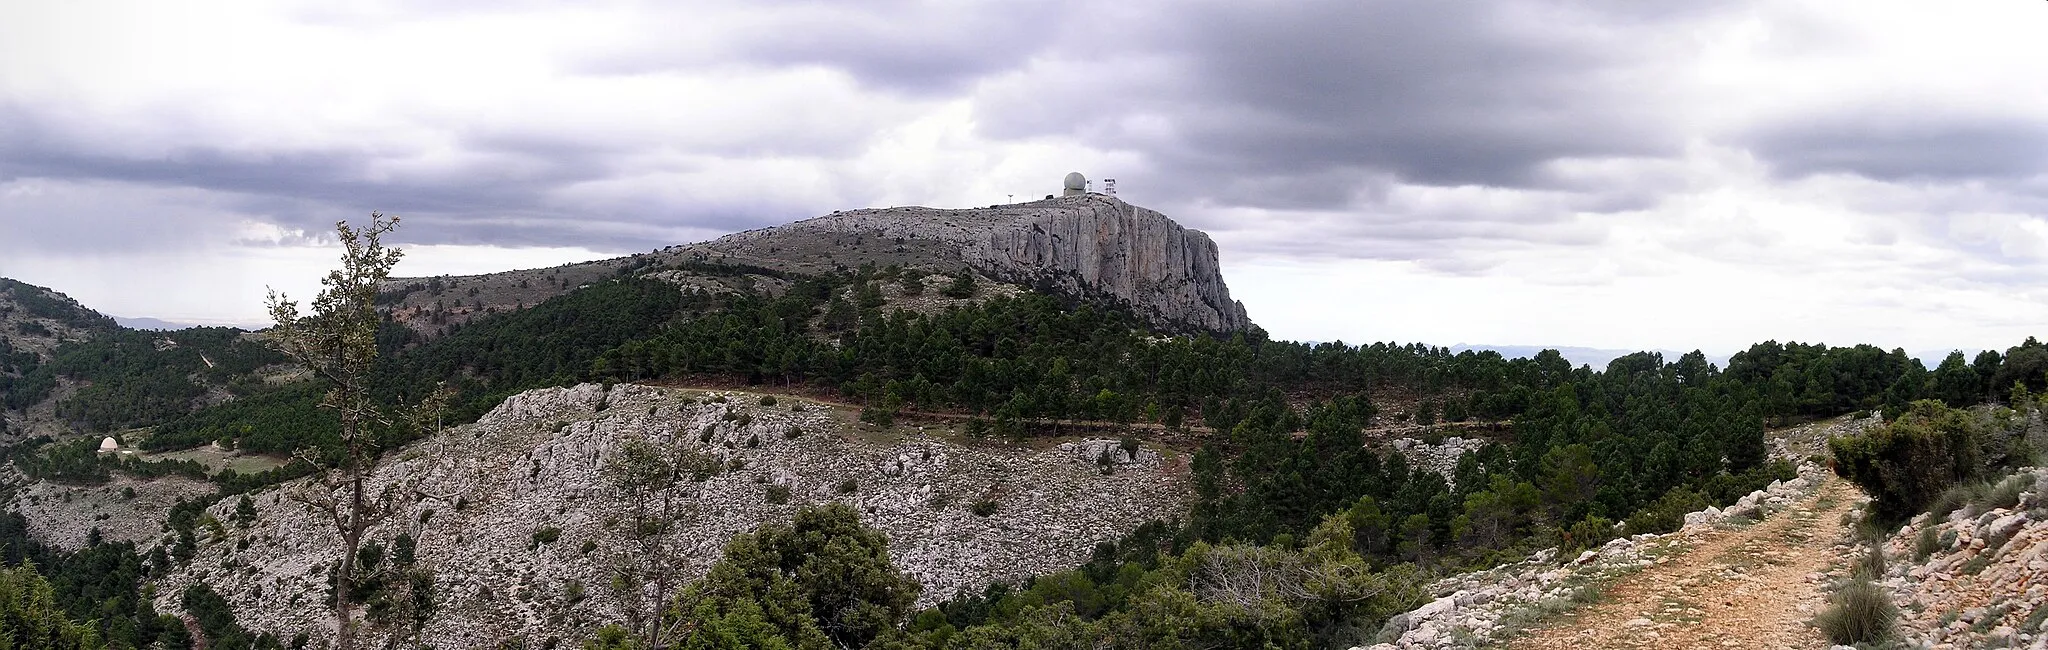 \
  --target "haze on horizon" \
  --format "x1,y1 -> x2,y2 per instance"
3,1 -> 2045,360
